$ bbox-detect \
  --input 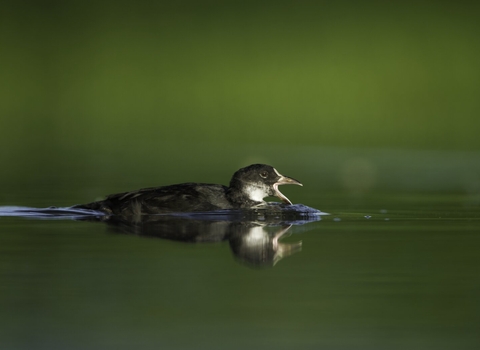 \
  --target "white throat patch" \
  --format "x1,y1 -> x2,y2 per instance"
244,184 -> 269,202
